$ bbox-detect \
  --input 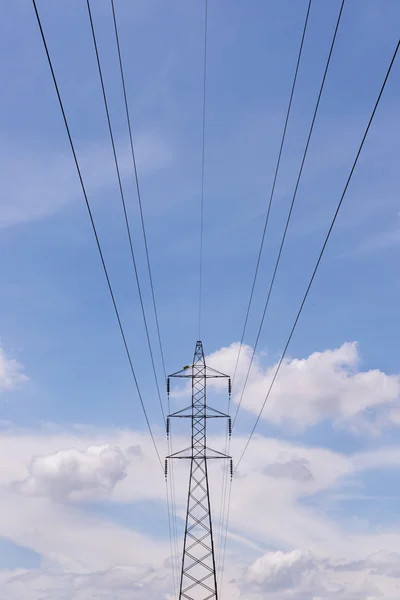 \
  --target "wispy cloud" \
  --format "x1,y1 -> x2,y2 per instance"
342,224 -> 400,259
0,346 -> 27,394
0,132 -> 173,228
